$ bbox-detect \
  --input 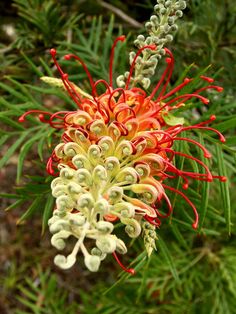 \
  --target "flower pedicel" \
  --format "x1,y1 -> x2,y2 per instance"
19,3 -> 226,274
